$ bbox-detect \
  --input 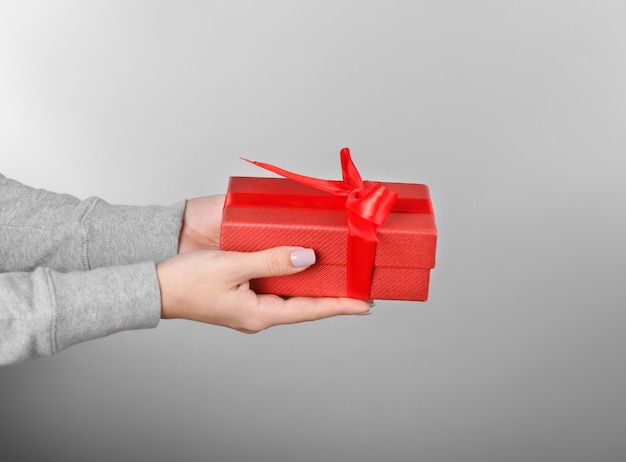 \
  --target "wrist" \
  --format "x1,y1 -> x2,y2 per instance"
156,260 -> 177,319
177,196 -> 224,253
